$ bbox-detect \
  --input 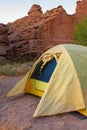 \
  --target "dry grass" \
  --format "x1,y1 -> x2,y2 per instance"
0,61 -> 33,76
